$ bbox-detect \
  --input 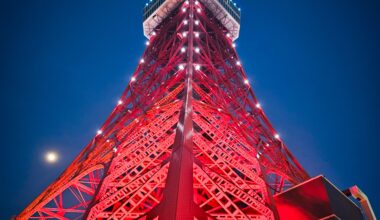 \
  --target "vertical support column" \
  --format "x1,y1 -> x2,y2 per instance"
156,1 -> 195,219
262,166 -> 281,220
